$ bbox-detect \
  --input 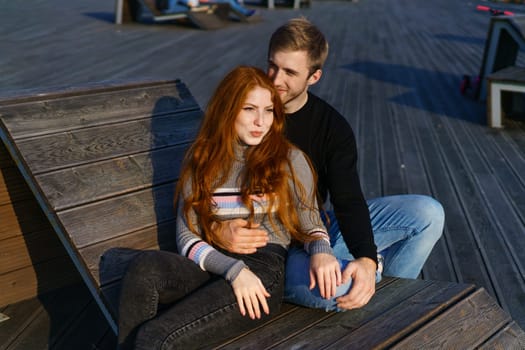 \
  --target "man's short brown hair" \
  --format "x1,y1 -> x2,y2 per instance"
268,17 -> 329,74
